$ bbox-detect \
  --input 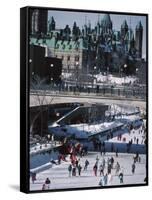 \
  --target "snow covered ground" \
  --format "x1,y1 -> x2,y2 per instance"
30,151 -> 146,191
95,74 -> 137,85
62,72 -> 138,86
